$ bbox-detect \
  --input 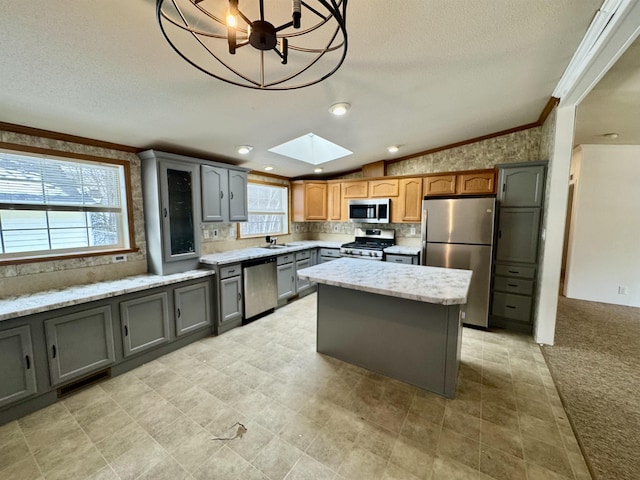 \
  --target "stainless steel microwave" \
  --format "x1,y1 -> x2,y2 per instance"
348,198 -> 391,223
